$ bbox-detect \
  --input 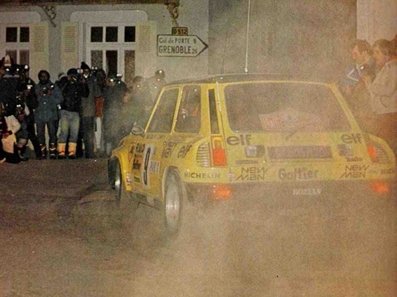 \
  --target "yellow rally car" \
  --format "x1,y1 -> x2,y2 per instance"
108,74 -> 396,235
